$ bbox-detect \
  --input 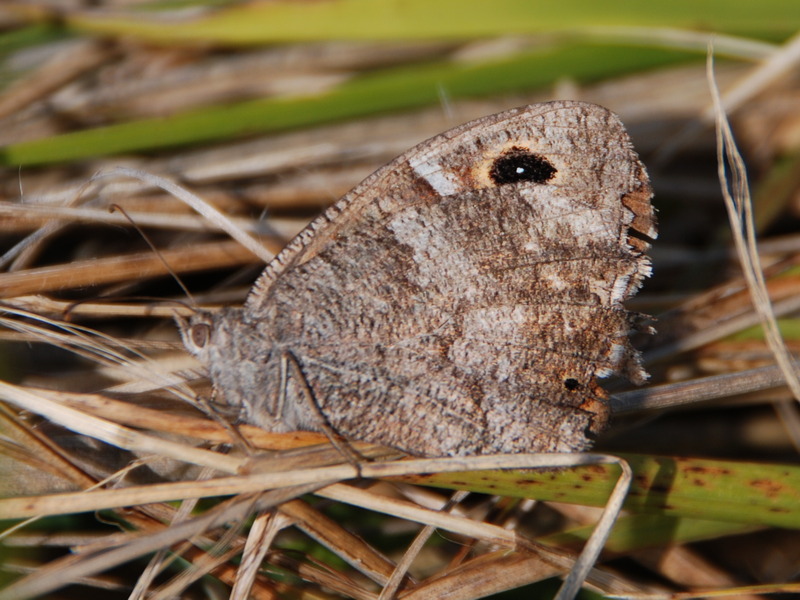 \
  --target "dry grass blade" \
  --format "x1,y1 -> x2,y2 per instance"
0,488 -> 322,600
378,490 -> 470,599
642,263 -> 800,364
0,382 -> 240,475
229,511 -> 285,600
0,240 -> 260,298
0,453 -> 624,521
709,51 -> 800,405
613,364 -> 794,413
94,168 -> 276,264
708,31 -> 800,122
280,498 -> 400,585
